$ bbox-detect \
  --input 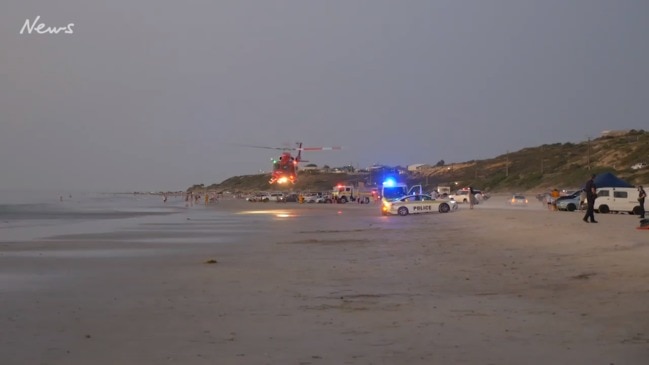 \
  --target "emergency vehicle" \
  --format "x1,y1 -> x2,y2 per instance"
436,186 -> 451,197
382,194 -> 459,216
380,178 -> 422,202
331,184 -> 378,203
